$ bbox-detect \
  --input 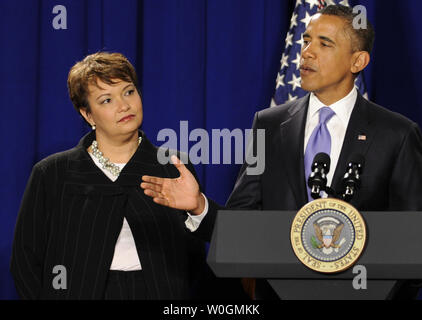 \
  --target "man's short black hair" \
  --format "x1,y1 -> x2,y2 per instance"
319,4 -> 375,54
